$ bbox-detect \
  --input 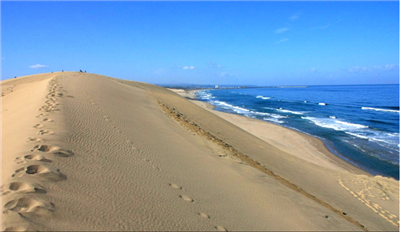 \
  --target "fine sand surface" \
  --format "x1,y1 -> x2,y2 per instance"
1,73 -> 399,231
